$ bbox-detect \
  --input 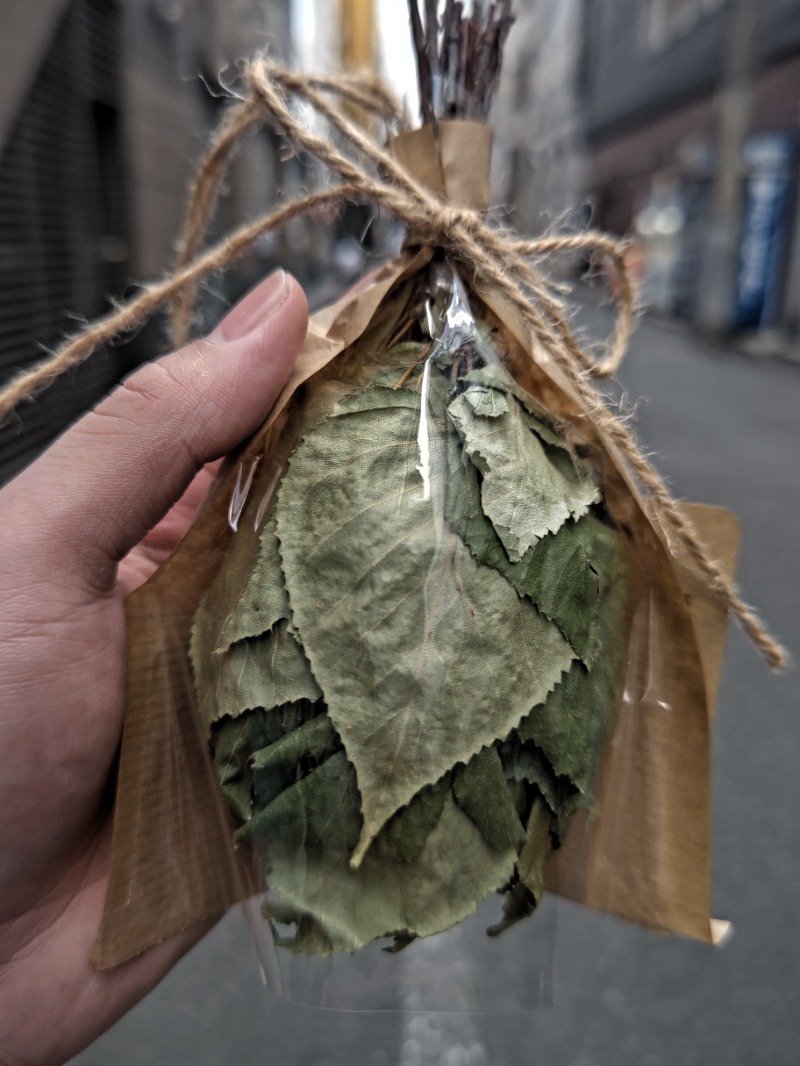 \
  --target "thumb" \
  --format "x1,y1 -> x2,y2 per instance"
15,270 -> 308,591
